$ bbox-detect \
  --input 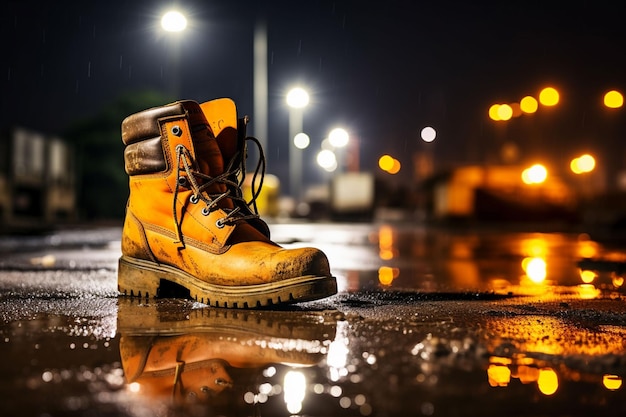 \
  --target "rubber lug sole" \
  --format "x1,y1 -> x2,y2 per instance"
117,256 -> 337,308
